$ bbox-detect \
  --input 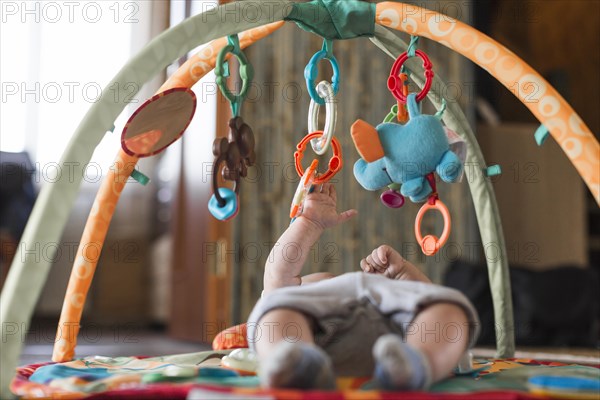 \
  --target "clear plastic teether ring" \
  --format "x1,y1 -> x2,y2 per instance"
308,81 -> 337,155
